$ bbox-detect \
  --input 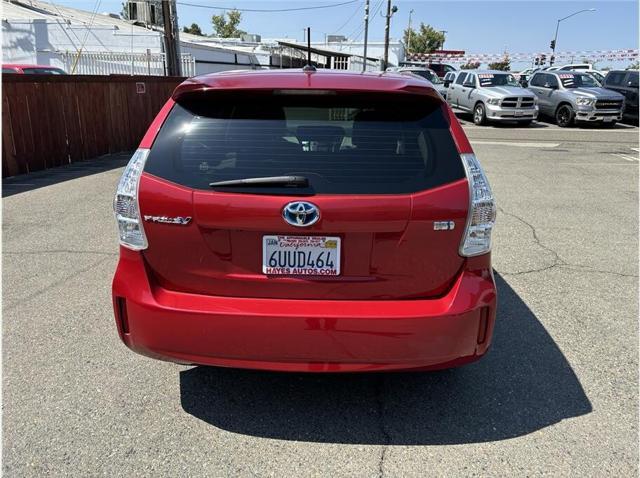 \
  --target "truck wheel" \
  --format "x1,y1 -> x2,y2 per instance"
555,105 -> 575,127
473,103 -> 487,126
